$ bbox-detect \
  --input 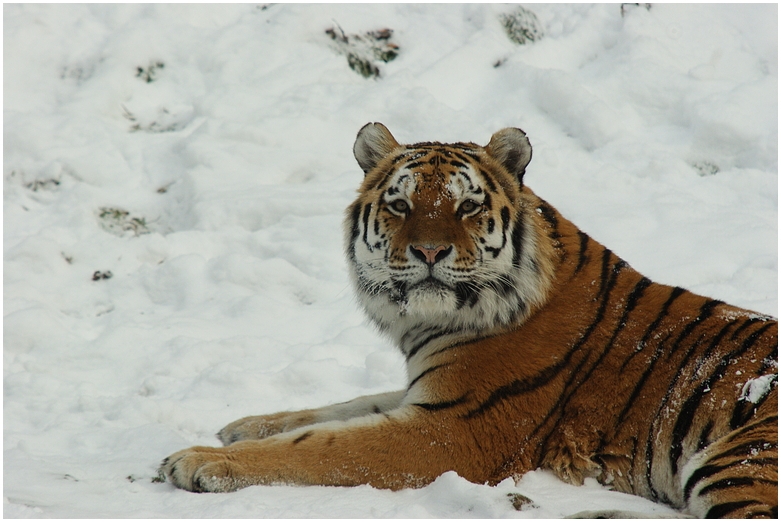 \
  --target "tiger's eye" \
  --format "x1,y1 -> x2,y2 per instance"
459,200 -> 479,214
390,200 -> 409,213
